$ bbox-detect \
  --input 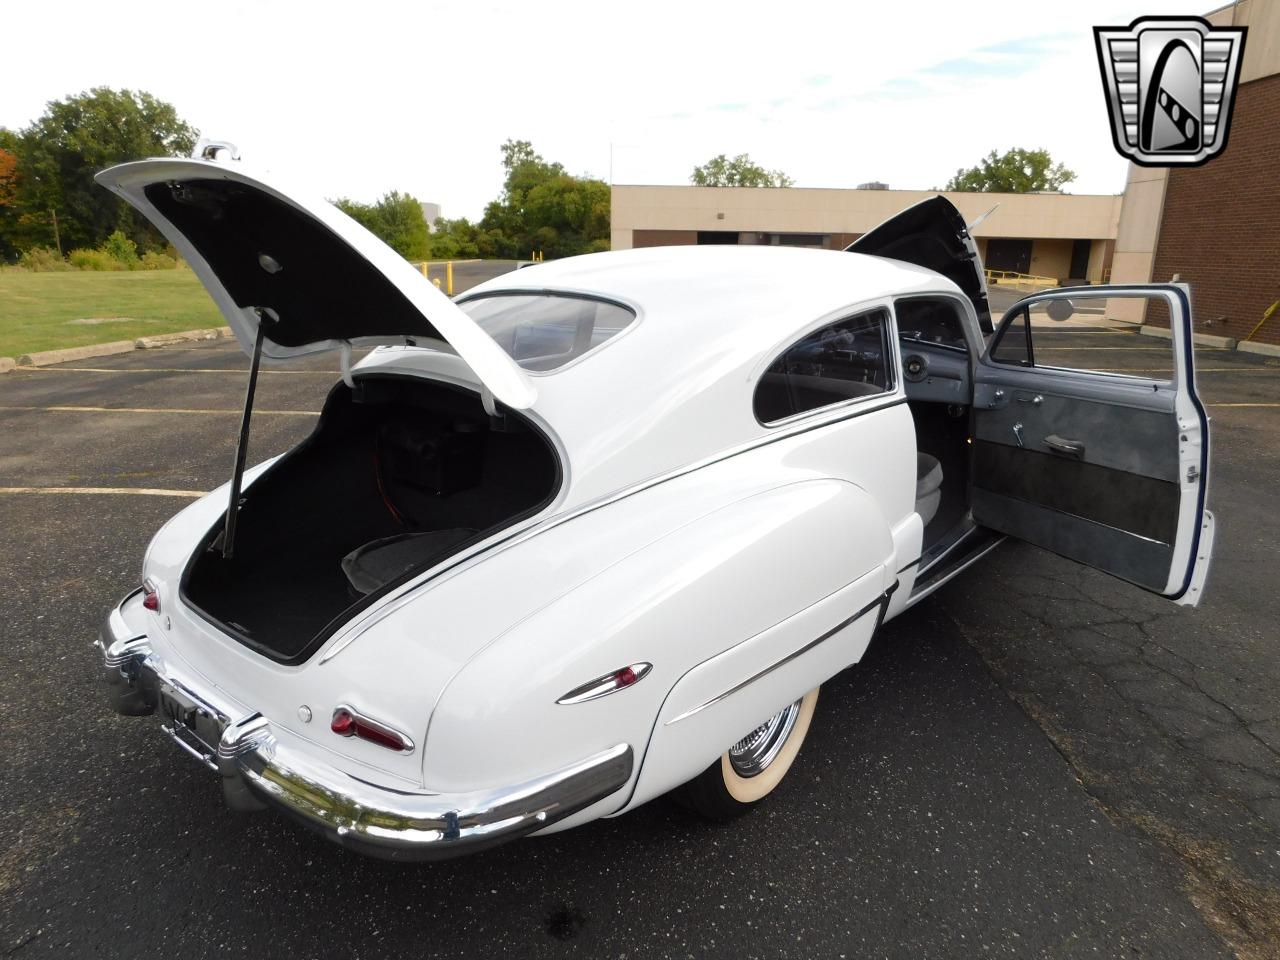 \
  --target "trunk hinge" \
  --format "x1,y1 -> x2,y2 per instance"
222,317 -> 268,559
